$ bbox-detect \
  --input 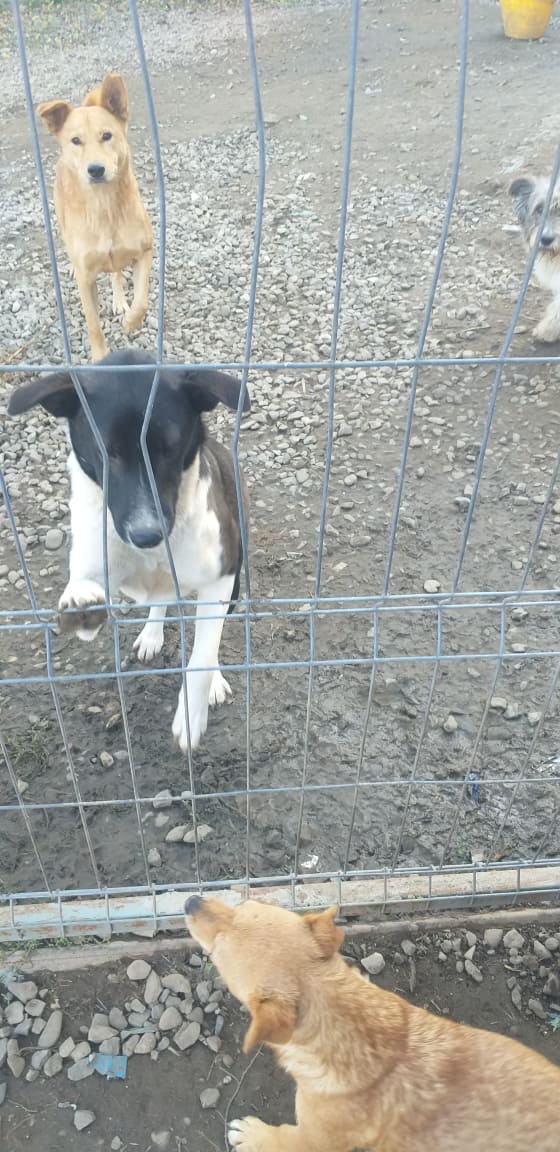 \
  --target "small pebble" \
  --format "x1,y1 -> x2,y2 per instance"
127,960 -> 152,981
361,952 -> 385,976
74,1110 -> 96,1131
200,1087 -> 220,1109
